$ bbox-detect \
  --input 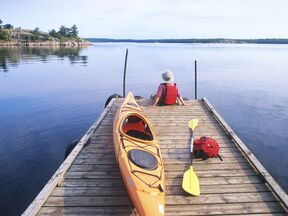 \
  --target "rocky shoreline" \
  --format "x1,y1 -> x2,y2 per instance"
0,41 -> 92,47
